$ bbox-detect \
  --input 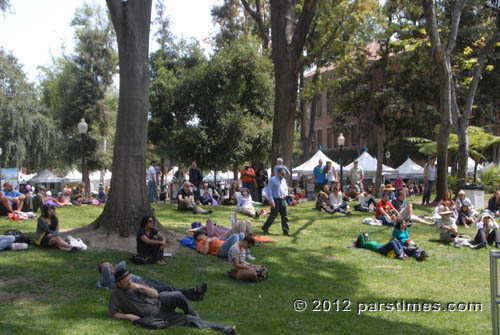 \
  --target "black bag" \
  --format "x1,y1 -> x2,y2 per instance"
4,229 -> 31,244
133,316 -> 169,329
129,254 -> 152,265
